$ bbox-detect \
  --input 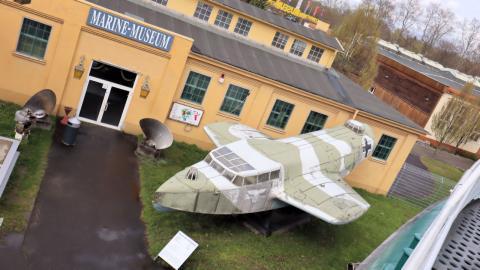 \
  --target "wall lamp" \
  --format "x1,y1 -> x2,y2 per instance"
73,56 -> 85,79
140,75 -> 151,98
218,73 -> 225,84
